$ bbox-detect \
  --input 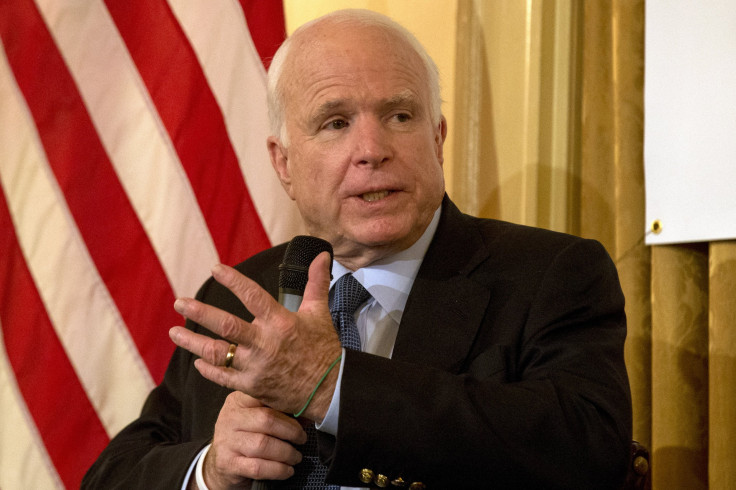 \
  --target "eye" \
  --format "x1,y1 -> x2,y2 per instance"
324,119 -> 349,130
393,113 -> 411,123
